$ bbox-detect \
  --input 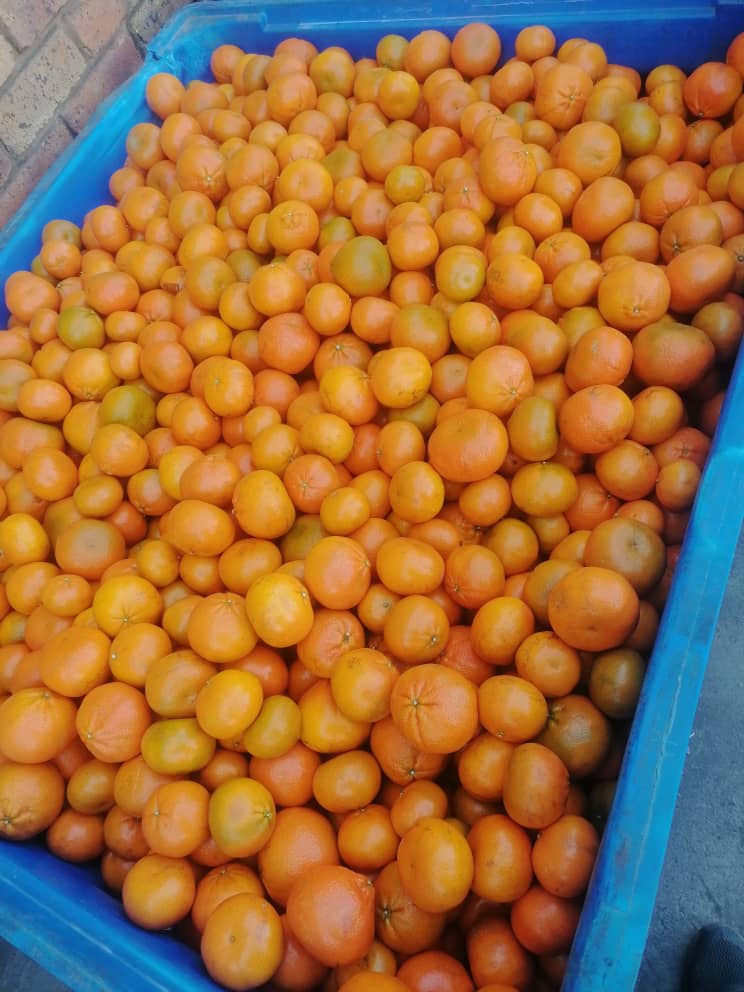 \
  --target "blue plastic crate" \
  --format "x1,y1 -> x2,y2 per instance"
1,2 -> 744,989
